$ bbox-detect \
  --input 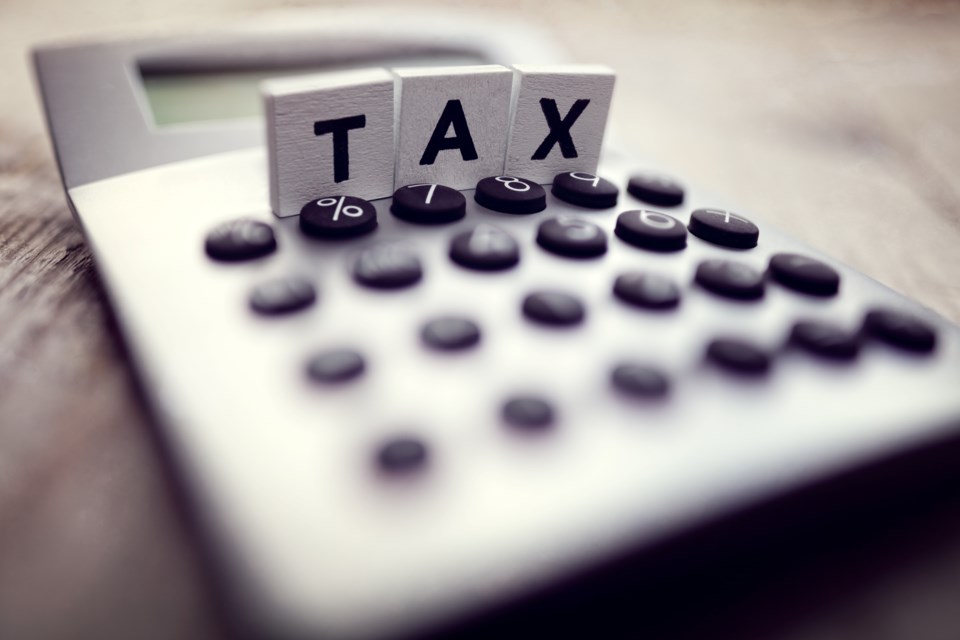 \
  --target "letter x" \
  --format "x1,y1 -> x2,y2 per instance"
531,98 -> 590,160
